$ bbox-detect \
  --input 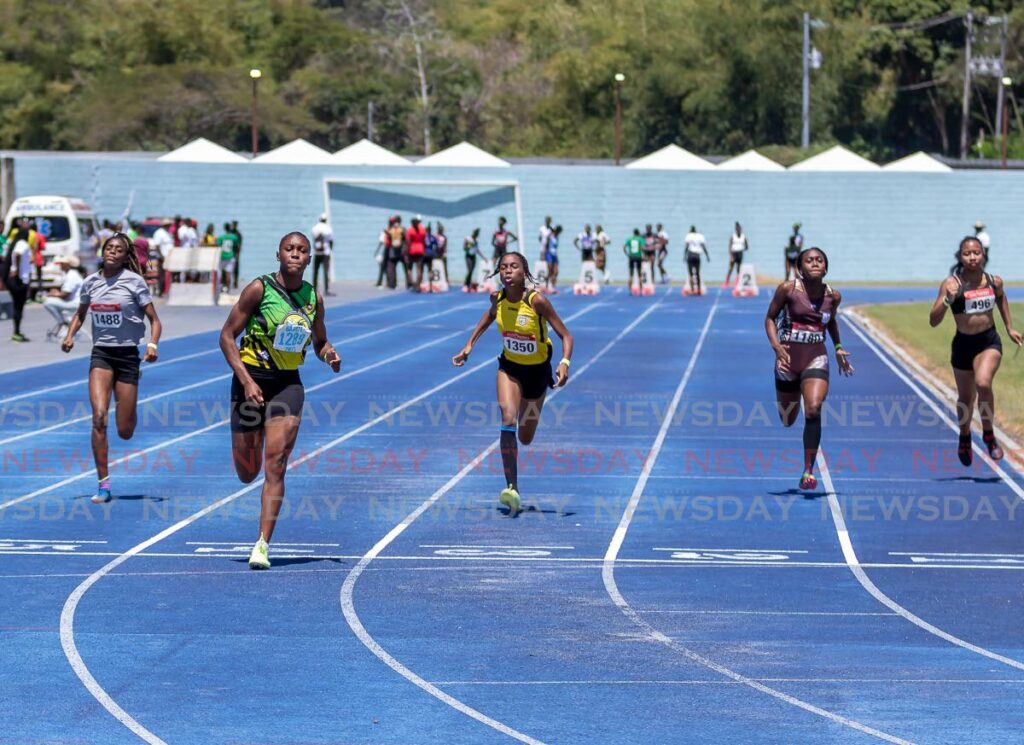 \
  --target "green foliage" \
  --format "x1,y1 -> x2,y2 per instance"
0,0 -> 1018,159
